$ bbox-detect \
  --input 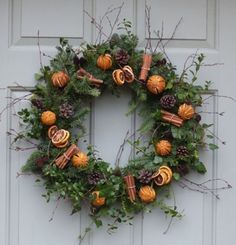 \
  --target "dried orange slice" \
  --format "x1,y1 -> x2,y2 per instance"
152,171 -> 168,186
47,125 -> 58,139
52,129 -> 67,144
55,140 -> 69,148
59,130 -> 70,144
112,69 -> 125,85
123,65 -> 134,83
159,166 -> 173,184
